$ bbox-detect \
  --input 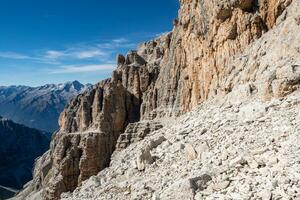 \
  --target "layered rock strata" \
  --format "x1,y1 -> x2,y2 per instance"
116,121 -> 163,151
